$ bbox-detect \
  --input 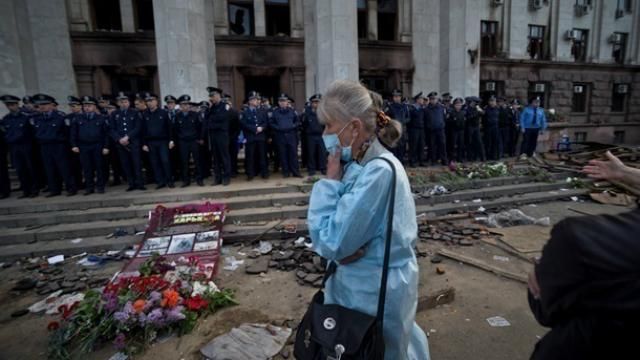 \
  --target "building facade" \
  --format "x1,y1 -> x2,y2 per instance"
1,0 -> 639,146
